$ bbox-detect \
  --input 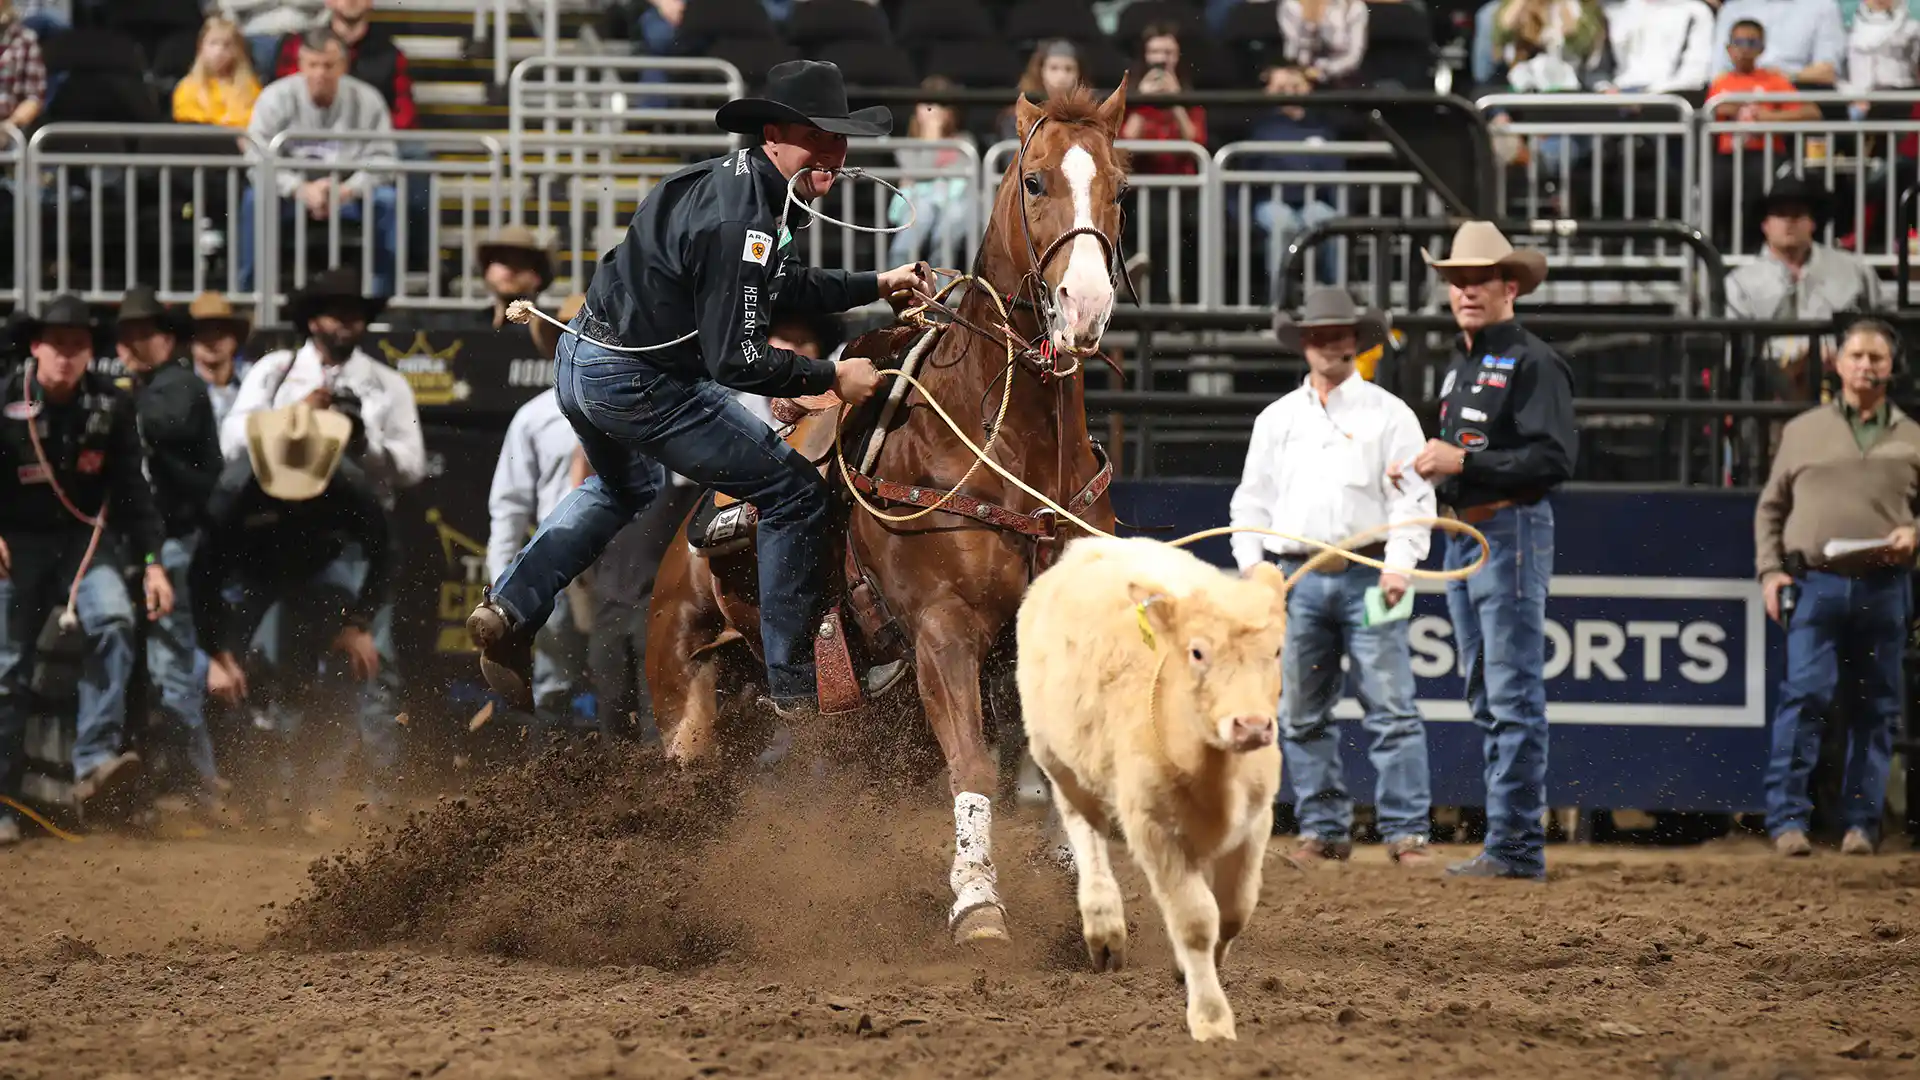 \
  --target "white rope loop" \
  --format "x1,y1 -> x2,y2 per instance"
502,164 -> 921,353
